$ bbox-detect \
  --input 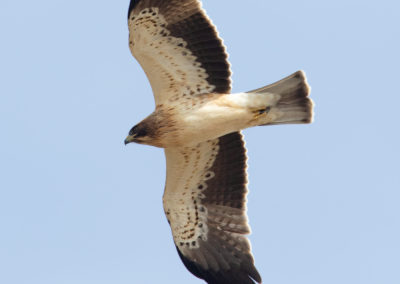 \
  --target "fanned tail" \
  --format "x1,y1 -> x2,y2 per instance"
248,70 -> 314,125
